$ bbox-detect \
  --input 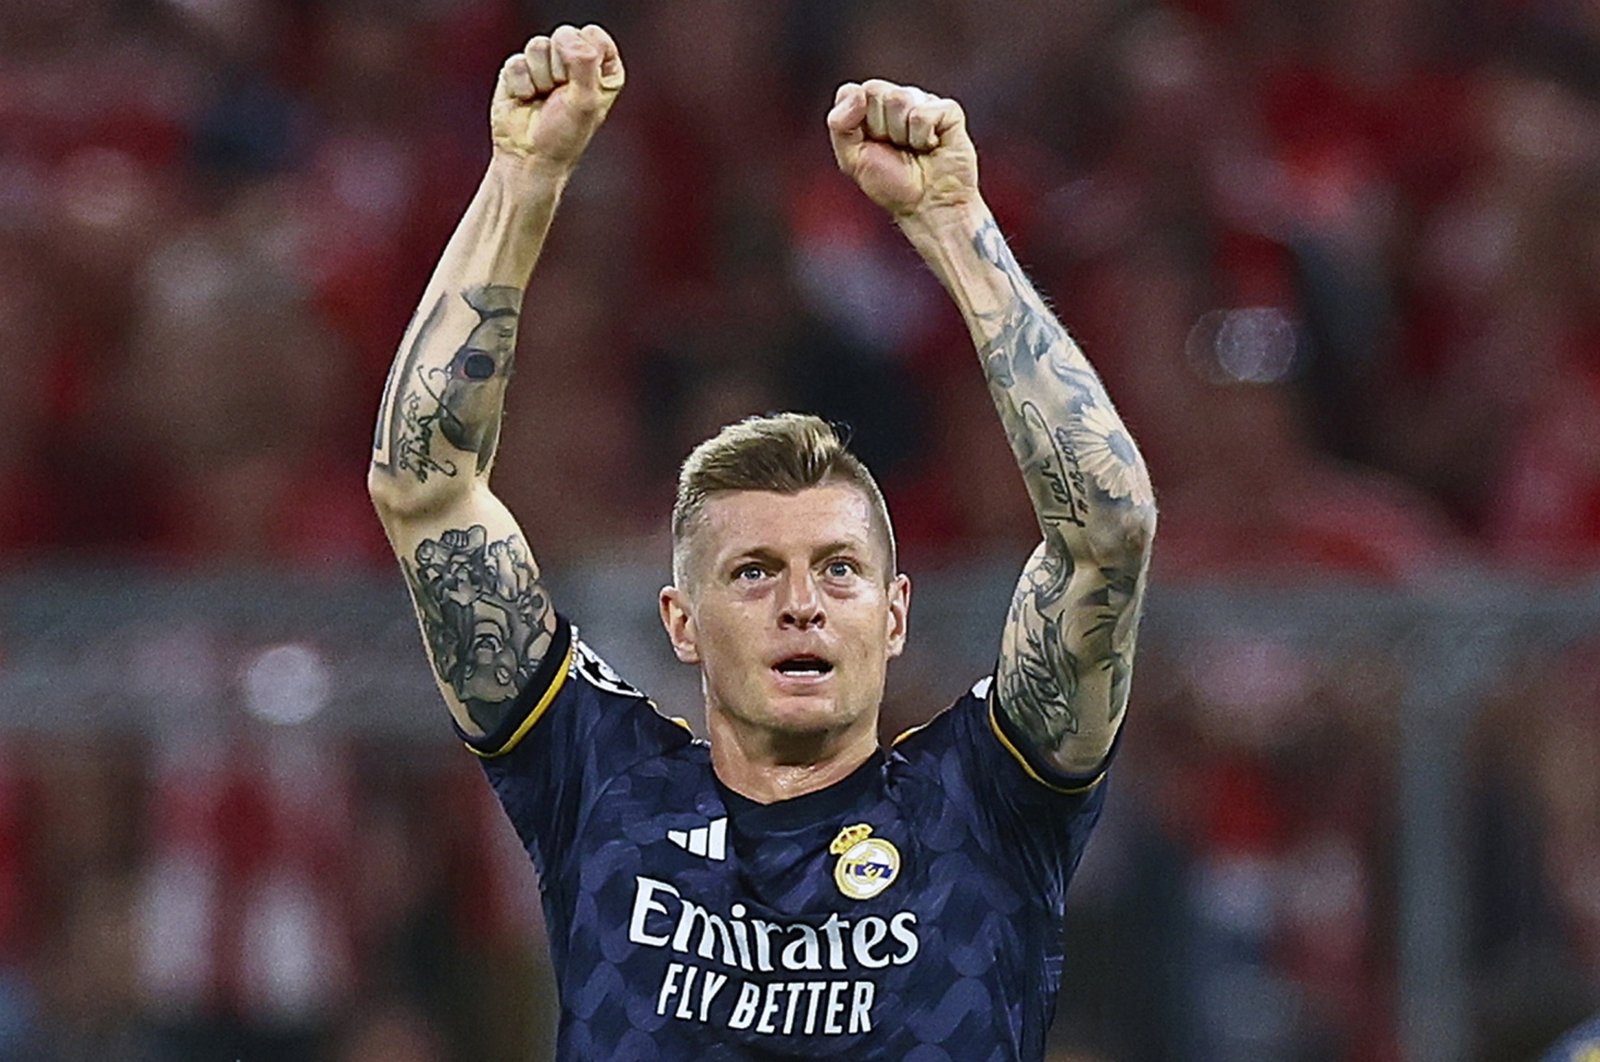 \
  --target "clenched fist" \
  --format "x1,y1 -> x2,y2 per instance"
492,25 -> 624,170
828,80 -> 979,218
